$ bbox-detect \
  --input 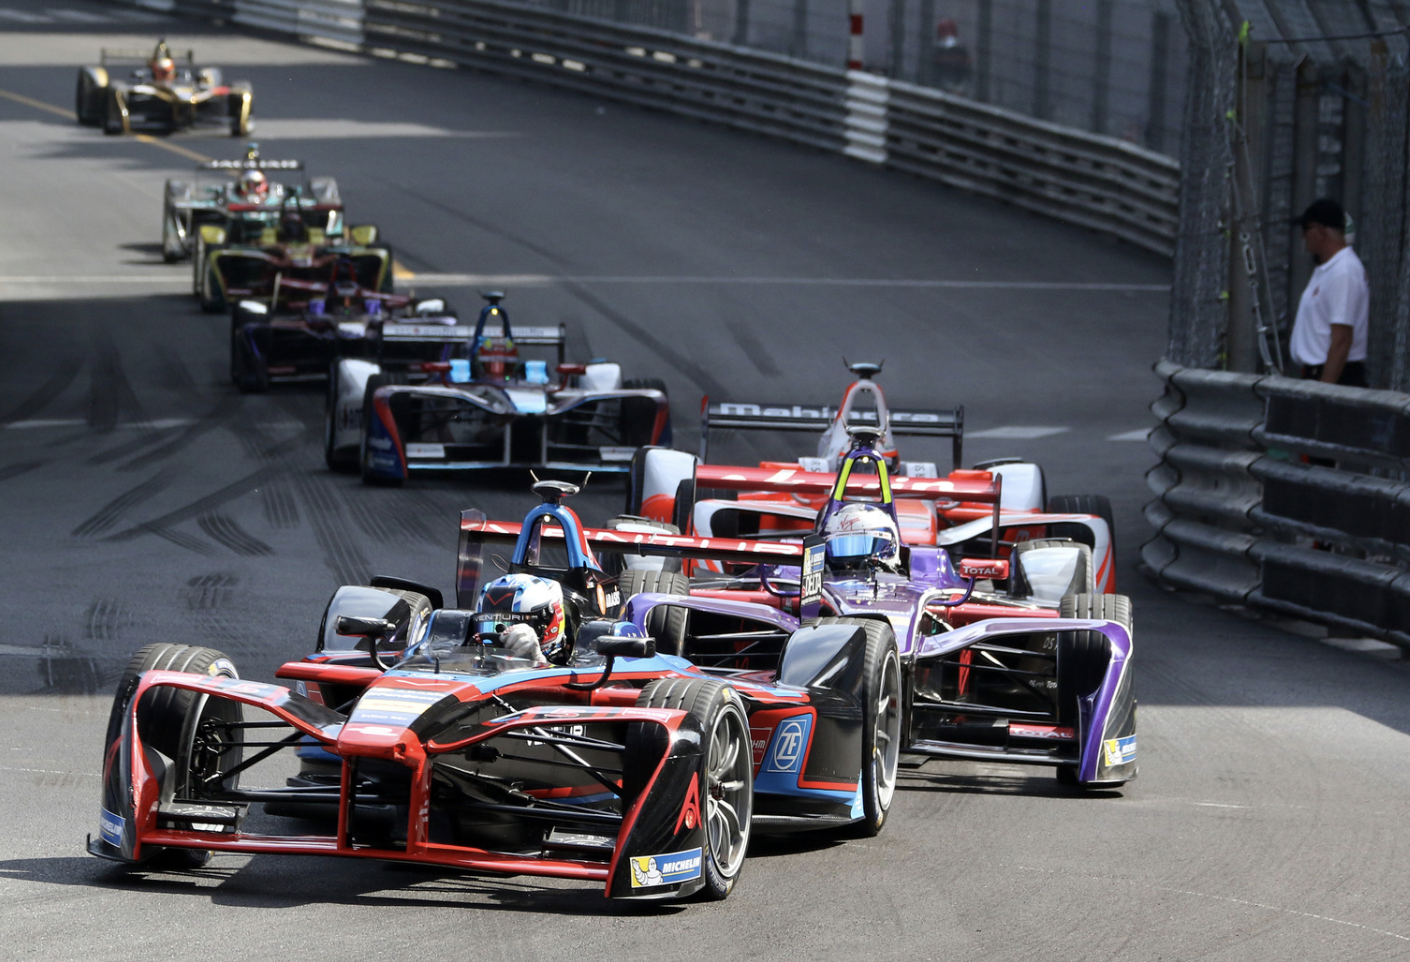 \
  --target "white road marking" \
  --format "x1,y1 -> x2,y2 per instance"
396,273 -> 1170,290
967,426 -> 1070,440
4,417 -> 195,430
0,8 -> 49,21
0,276 -> 188,284
246,119 -> 520,140
1108,428 -> 1153,441
1320,636 -> 1402,659
1020,864 -> 1410,943
51,9 -> 112,21
0,766 -> 100,777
